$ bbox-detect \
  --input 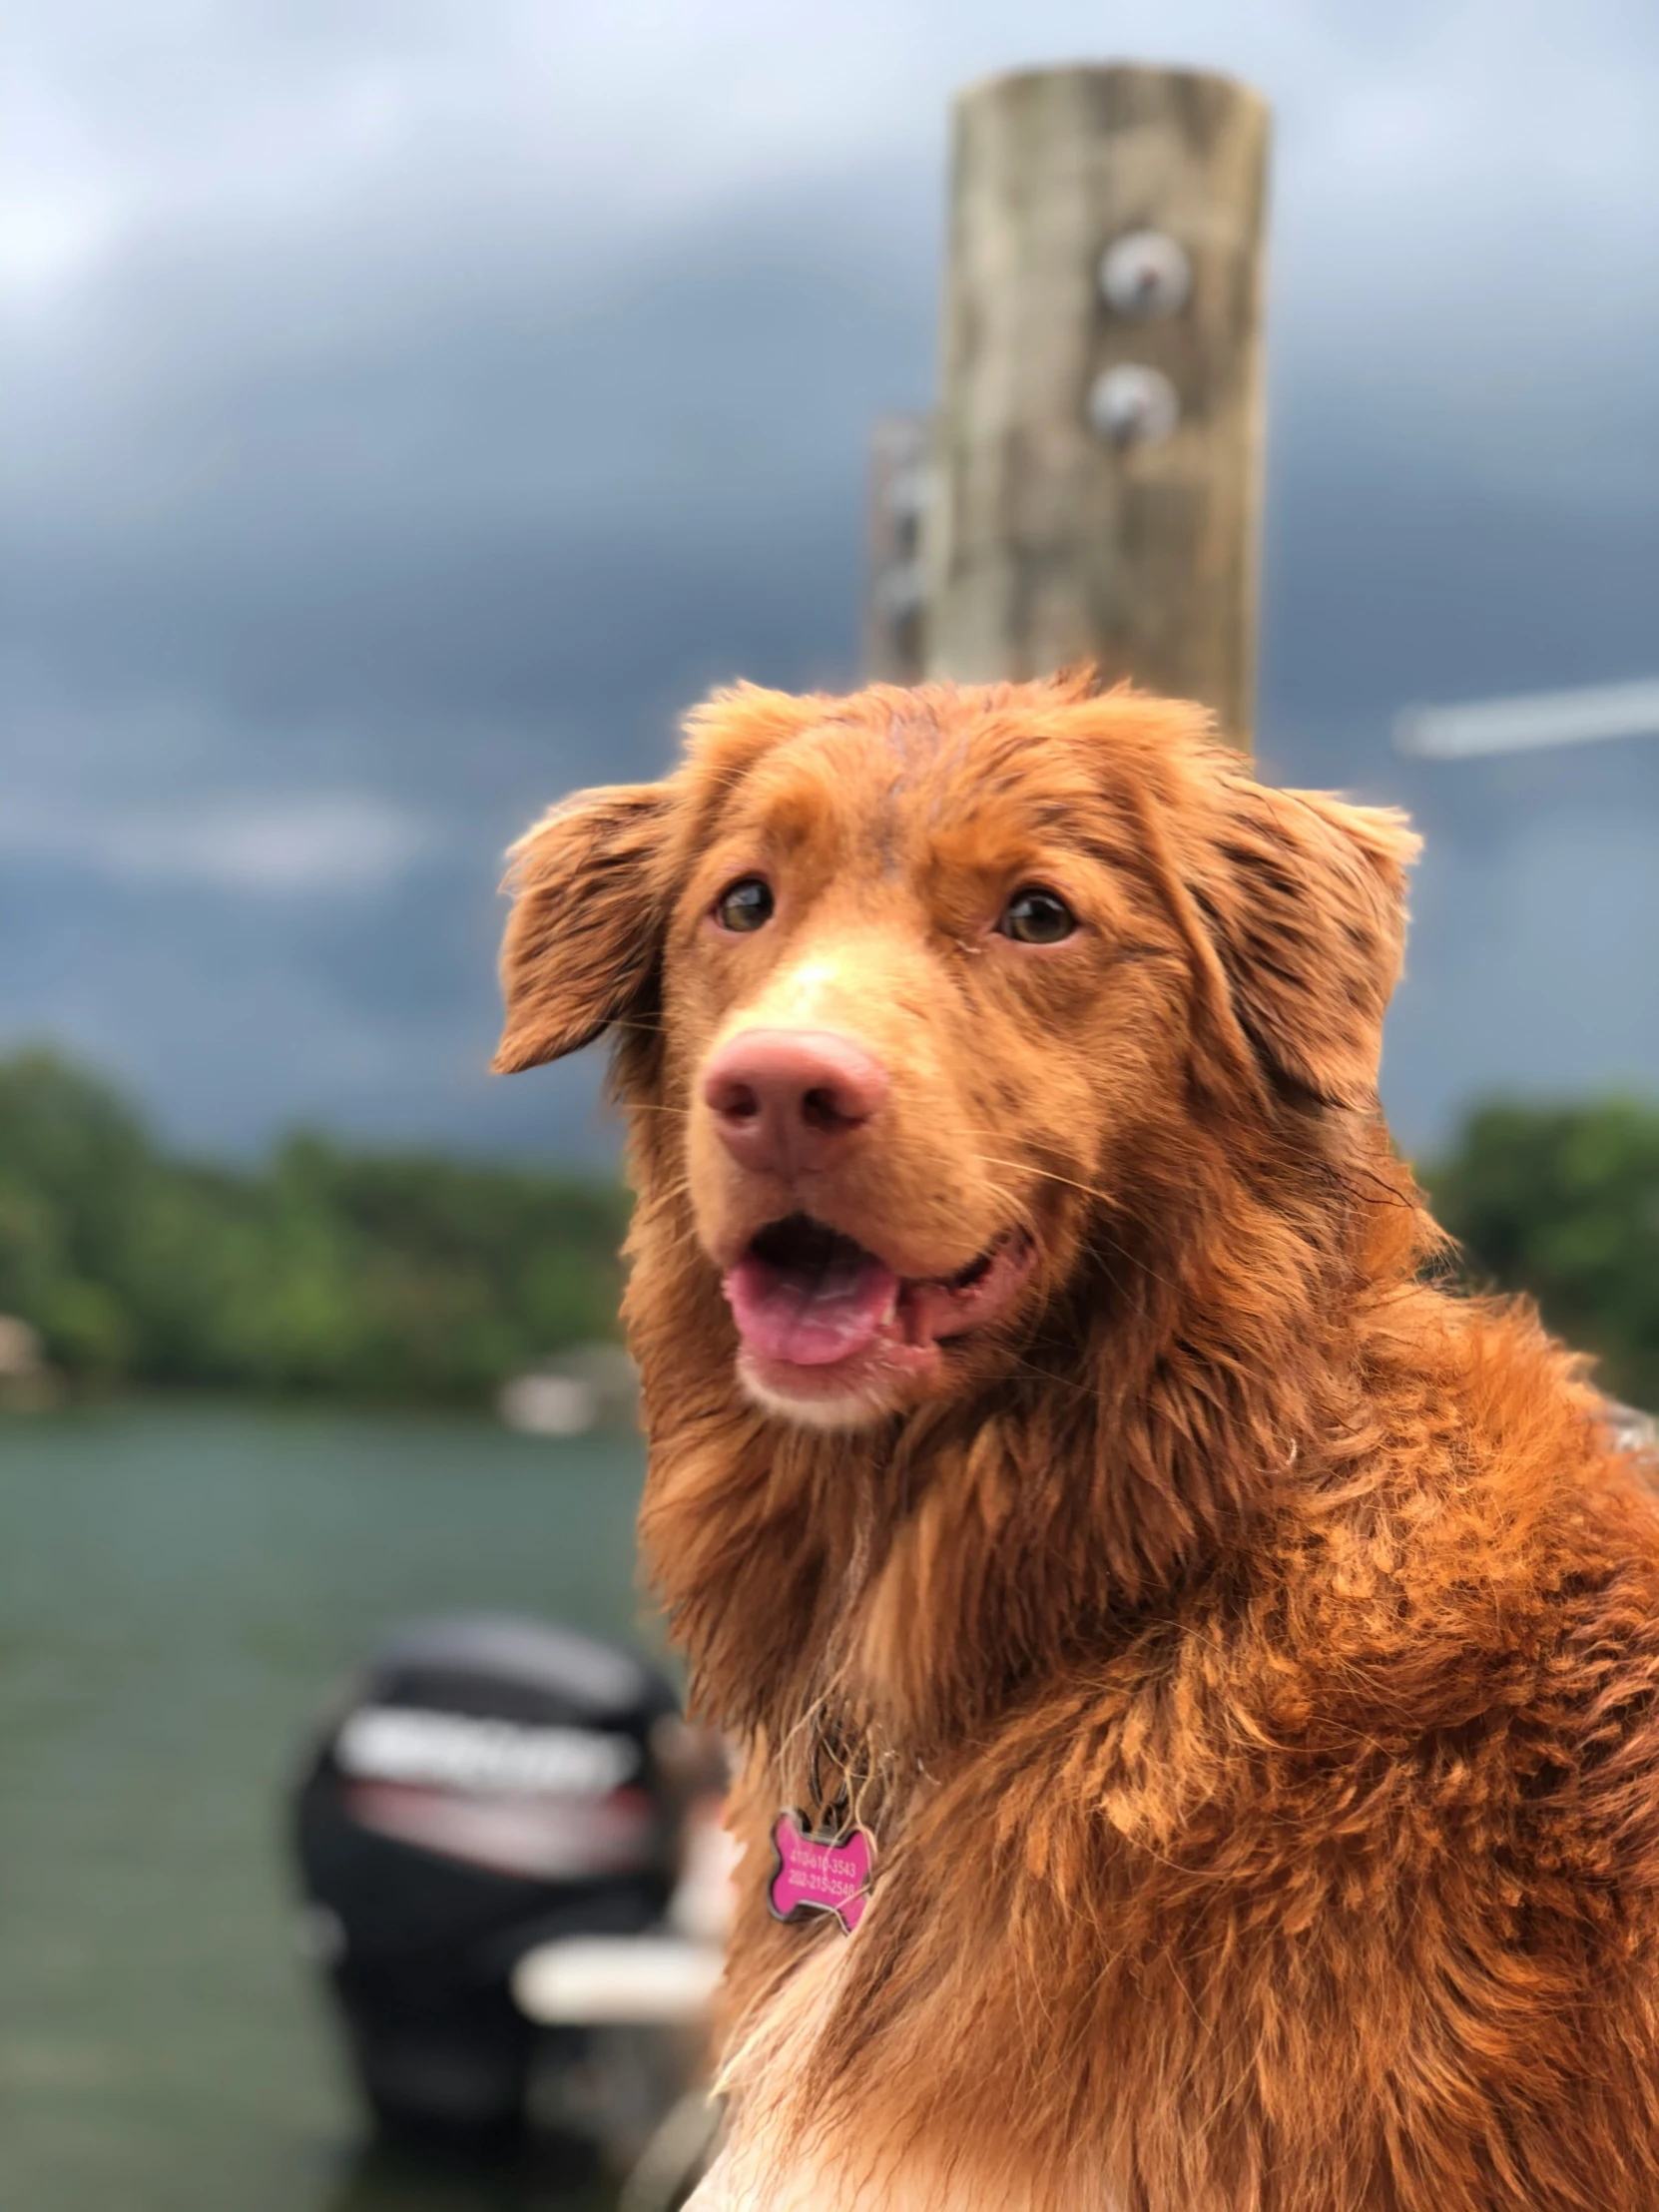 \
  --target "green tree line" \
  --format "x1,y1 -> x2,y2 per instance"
0,1051 -> 629,1403
1422,1097 -> 1659,1414
0,1049 -> 1655,1412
